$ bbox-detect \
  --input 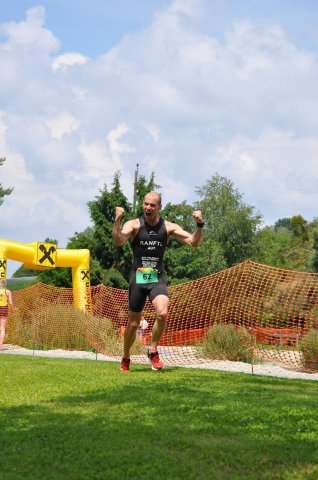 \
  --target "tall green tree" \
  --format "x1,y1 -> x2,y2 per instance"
253,226 -> 312,271
254,226 -> 291,268
88,172 -> 132,279
290,215 -> 309,242
67,227 -> 96,252
134,172 -> 160,217
274,217 -> 292,231
0,157 -> 13,205
161,200 -> 227,283
195,173 -> 262,267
